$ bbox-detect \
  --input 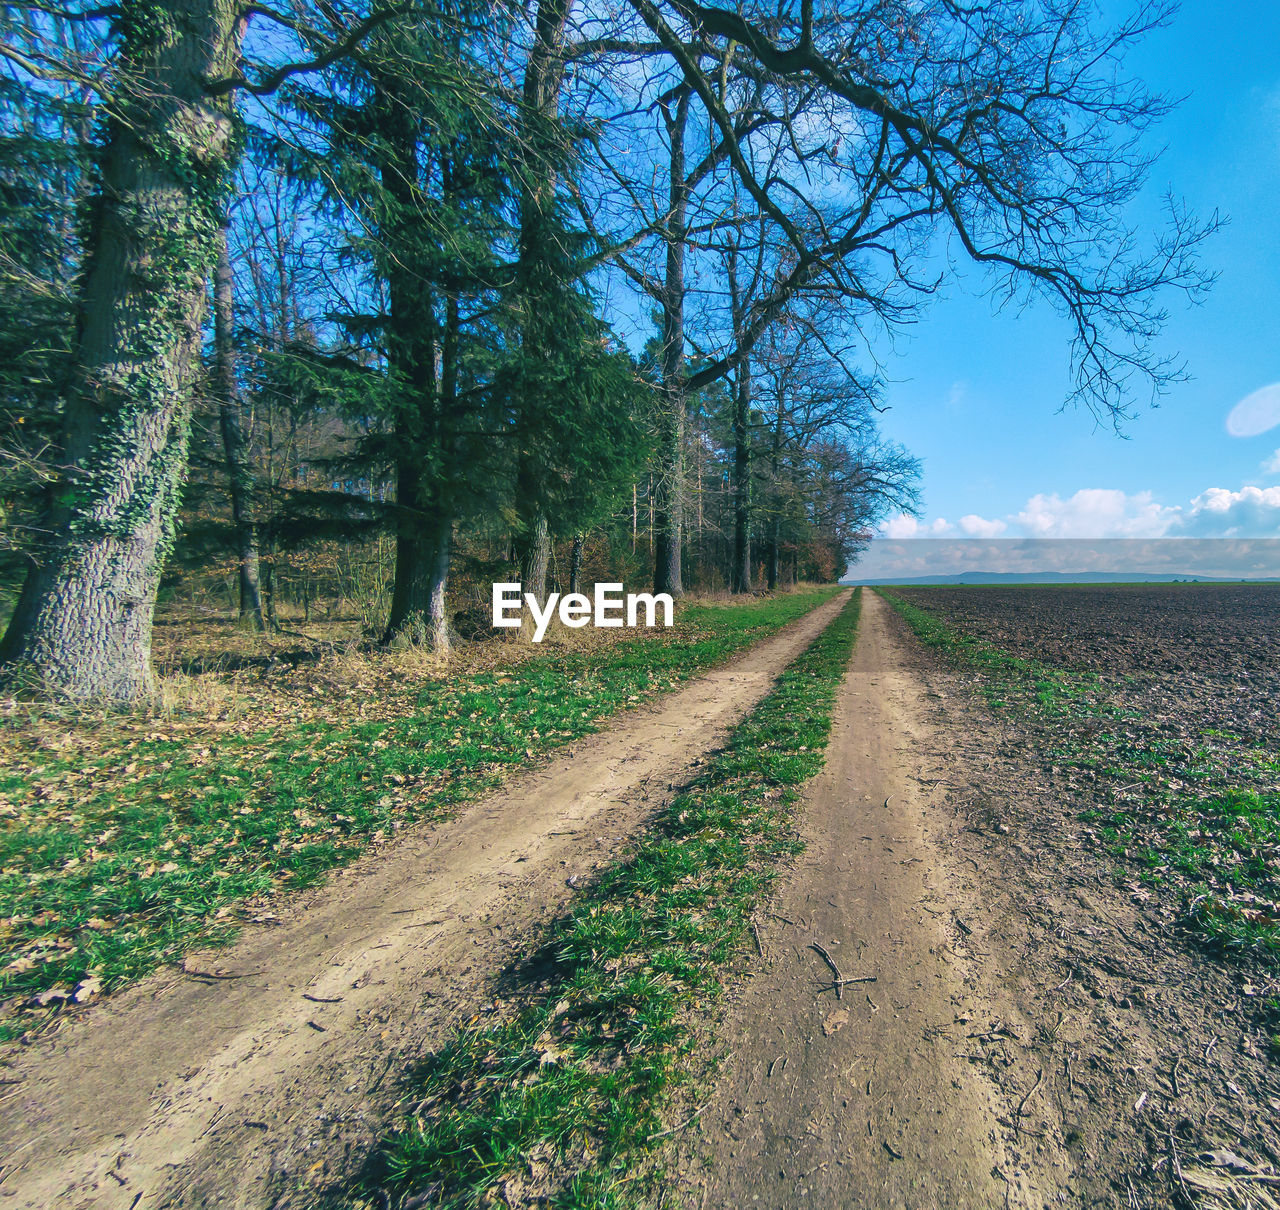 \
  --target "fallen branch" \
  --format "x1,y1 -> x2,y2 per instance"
1015,1068 -> 1044,1125
810,942 -> 844,999
647,1100 -> 711,1141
